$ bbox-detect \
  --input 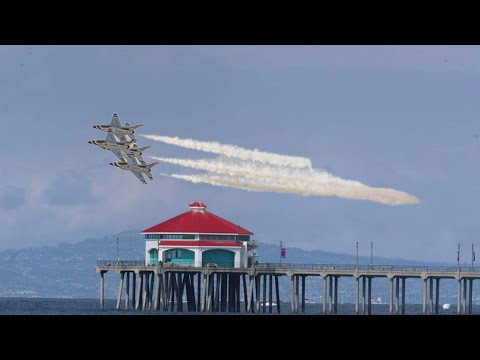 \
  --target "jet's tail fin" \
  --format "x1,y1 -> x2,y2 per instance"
146,170 -> 154,181
130,124 -> 143,130
111,113 -> 121,128
131,146 -> 150,154
146,162 -> 159,169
